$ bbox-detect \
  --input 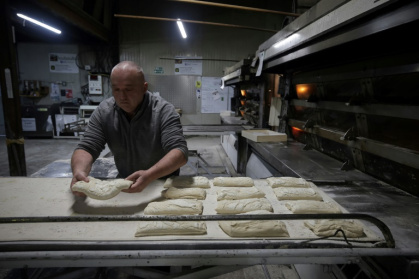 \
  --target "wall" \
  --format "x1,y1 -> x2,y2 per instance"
117,1 -> 285,125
